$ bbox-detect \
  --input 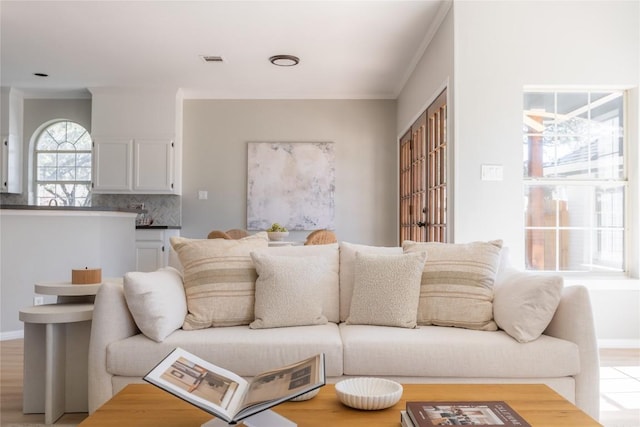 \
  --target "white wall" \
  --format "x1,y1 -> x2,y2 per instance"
450,0 -> 639,345
181,99 -> 397,246
452,0 -> 639,265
